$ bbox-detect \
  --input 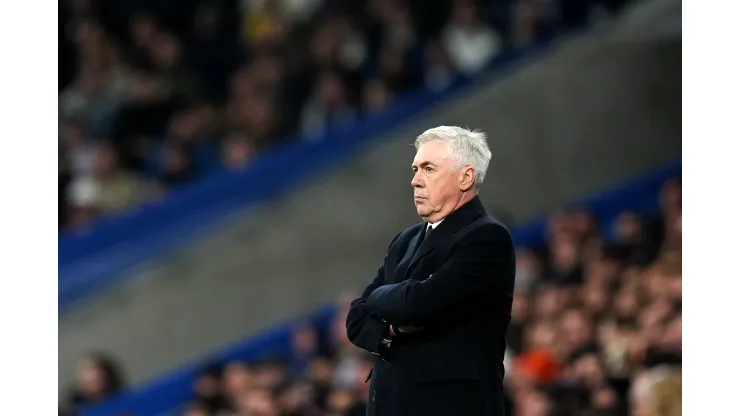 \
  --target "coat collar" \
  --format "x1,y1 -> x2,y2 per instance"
406,196 -> 487,274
